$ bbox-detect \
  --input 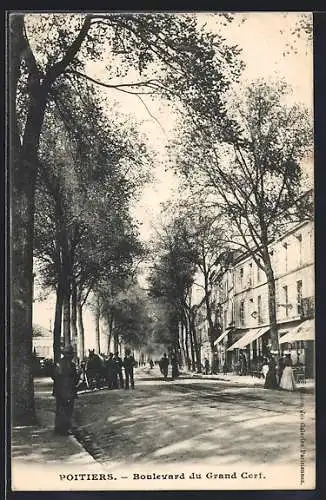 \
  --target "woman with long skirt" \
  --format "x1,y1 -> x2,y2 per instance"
279,356 -> 296,391
264,356 -> 278,389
